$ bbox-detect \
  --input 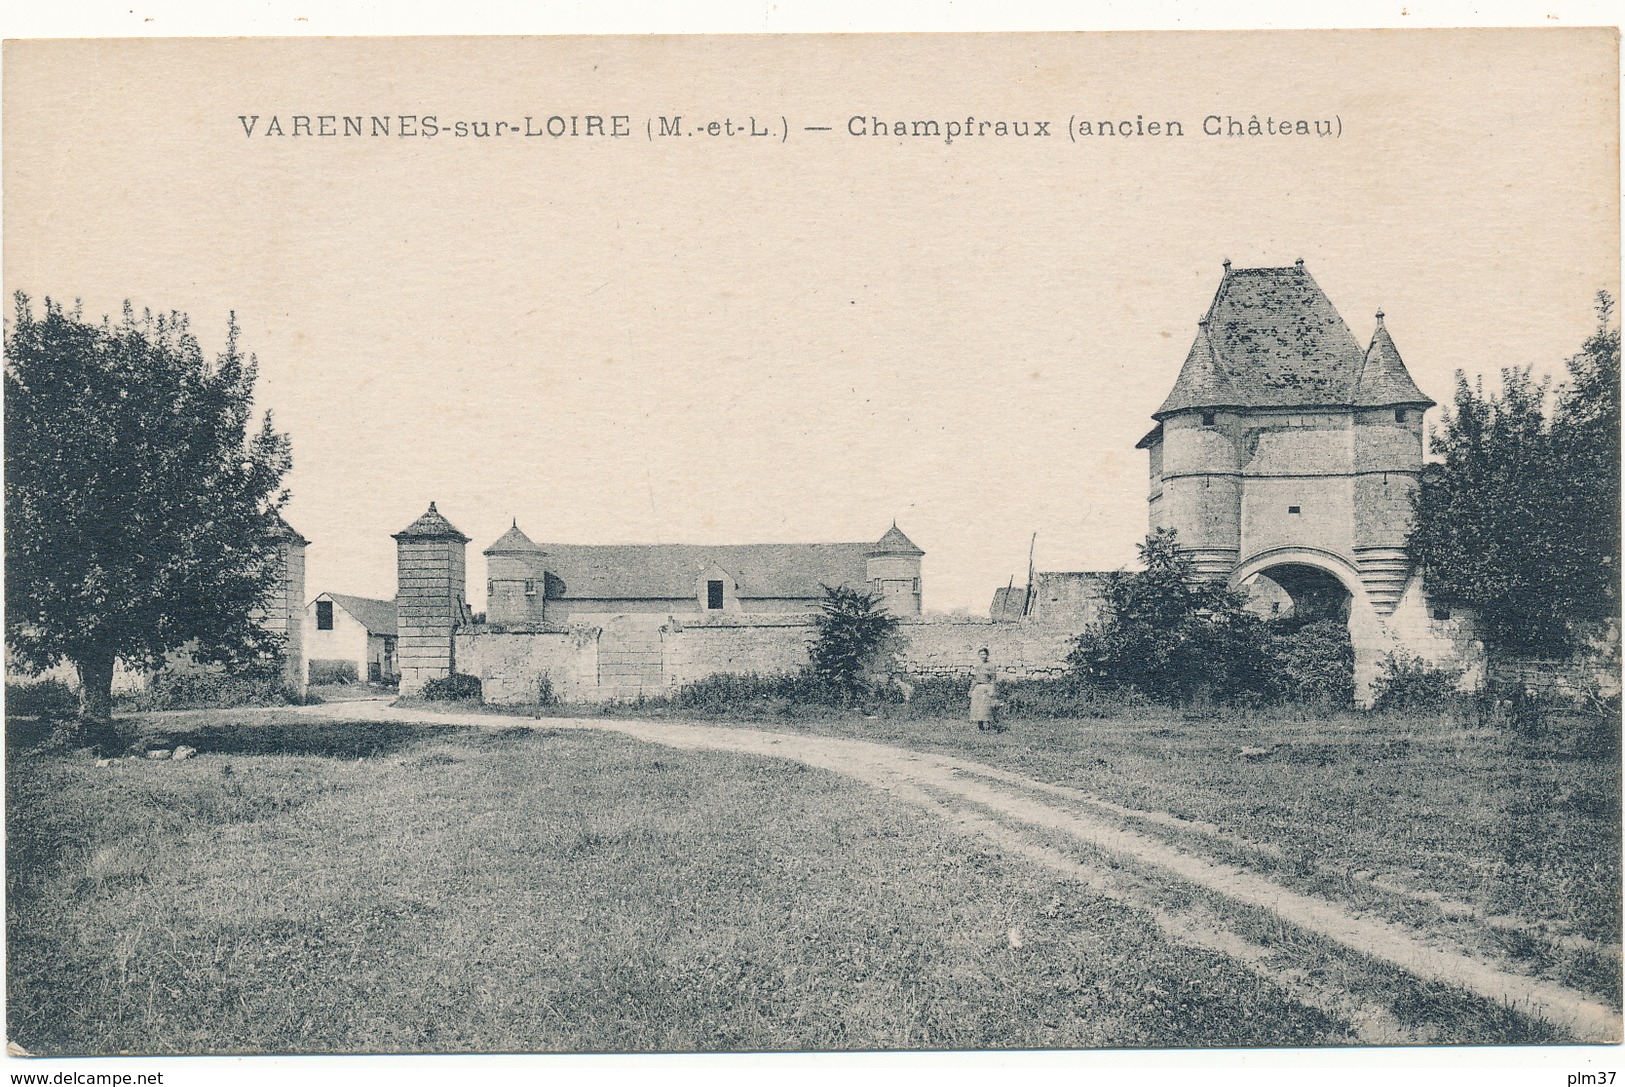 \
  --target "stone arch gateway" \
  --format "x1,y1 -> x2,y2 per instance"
1137,262 -> 1485,703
